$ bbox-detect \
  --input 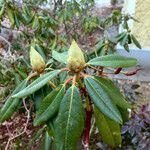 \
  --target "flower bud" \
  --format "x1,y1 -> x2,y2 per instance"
30,46 -> 45,73
67,40 -> 85,73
